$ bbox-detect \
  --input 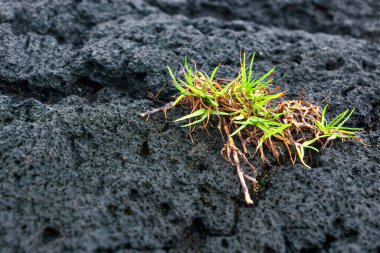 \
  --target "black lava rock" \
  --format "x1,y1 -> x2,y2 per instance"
0,1 -> 379,252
